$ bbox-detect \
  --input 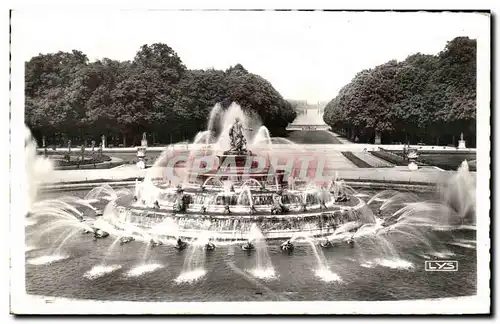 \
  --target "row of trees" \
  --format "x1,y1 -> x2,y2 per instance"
25,43 -> 296,147
323,37 -> 477,146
